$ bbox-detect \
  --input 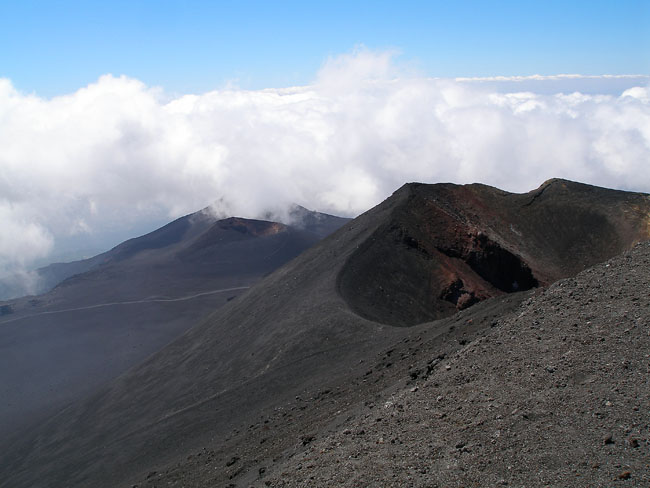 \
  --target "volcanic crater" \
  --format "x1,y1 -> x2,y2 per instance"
338,179 -> 650,326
